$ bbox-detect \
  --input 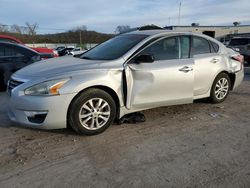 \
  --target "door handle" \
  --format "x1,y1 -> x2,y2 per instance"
179,66 -> 193,73
210,58 -> 219,63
